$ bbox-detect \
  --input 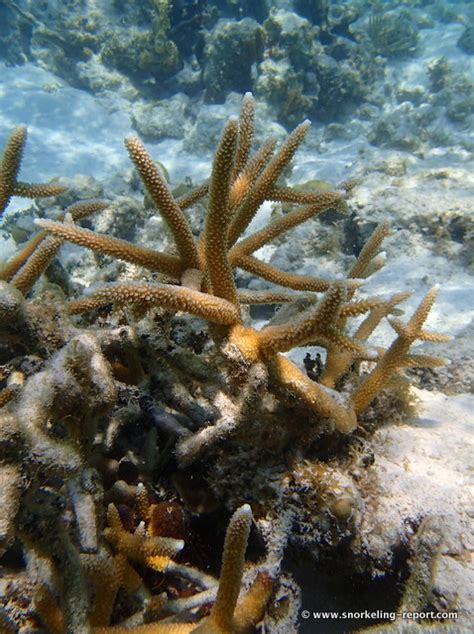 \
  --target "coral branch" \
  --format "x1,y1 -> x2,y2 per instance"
0,200 -> 108,283
232,92 -> 255,180
36,218 -> 184,277
204,117 -> 239,305
348,221 -> 392,280
68,282 -> 241,325
0,125 -> 66,216
235,255 -> 331,291
351,286 -> 448,413
125,136 -> 200,270
195,504 -> 253,633
269,354 -> 357,433
230,192 -> 344,259
10,235 -> 64,294
258,283 -> 356,357
227,120 -> 311,247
